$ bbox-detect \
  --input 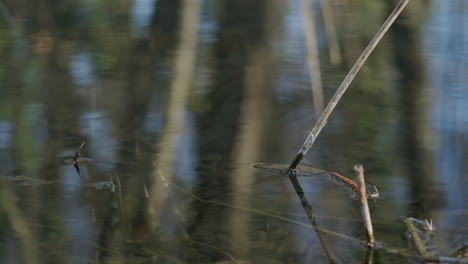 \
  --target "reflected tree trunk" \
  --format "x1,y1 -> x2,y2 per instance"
188,0 -> 267,261
98,0 -> 182,262
1,185 -> 39,264
149,0 -> 200,231
228,47 -> 273,259
390,1 -> 442,214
